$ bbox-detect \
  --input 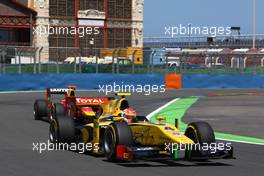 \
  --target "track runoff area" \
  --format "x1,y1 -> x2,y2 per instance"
0,89 -> 264,176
